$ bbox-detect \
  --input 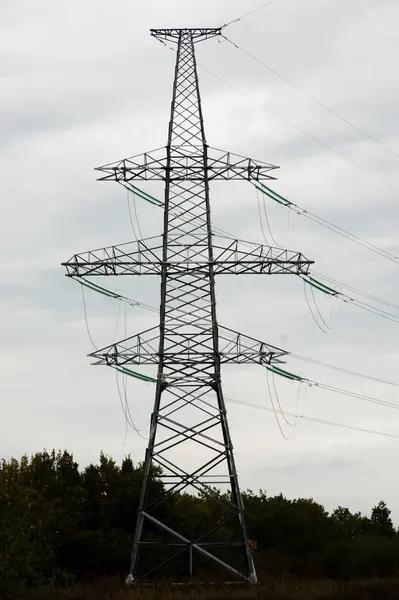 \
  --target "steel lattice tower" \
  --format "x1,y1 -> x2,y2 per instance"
63,27 -> 313,583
